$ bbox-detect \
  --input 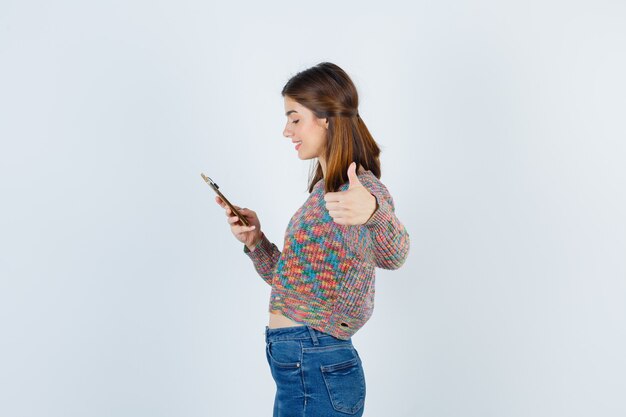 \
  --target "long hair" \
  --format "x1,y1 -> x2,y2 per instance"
281,62 -> 382,193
